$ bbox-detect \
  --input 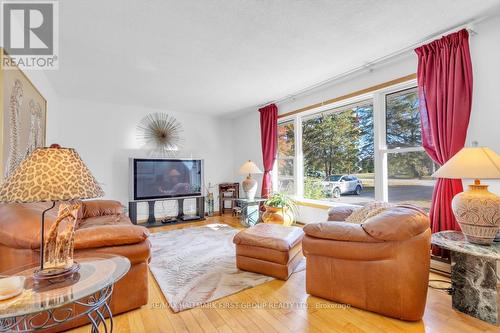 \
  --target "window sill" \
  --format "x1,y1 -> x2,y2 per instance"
294,198 -> 361,210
